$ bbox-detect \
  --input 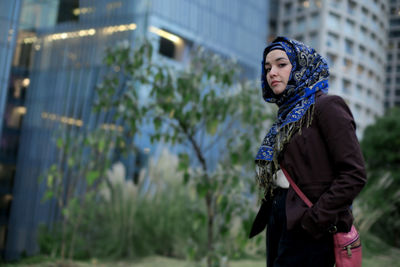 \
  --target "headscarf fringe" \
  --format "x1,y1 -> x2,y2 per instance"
255,104 -> 315,201
256,37 -> 329,201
